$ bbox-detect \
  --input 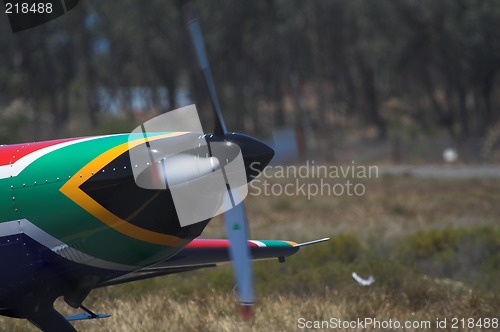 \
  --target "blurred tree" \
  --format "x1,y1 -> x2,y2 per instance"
0,0 -> 498,162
